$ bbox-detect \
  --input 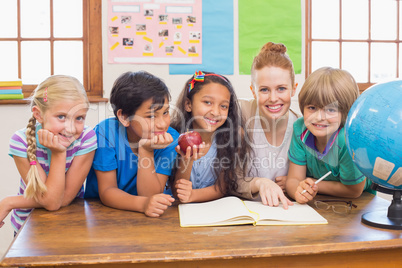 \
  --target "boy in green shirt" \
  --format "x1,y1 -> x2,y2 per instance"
286,67 -> 374,204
